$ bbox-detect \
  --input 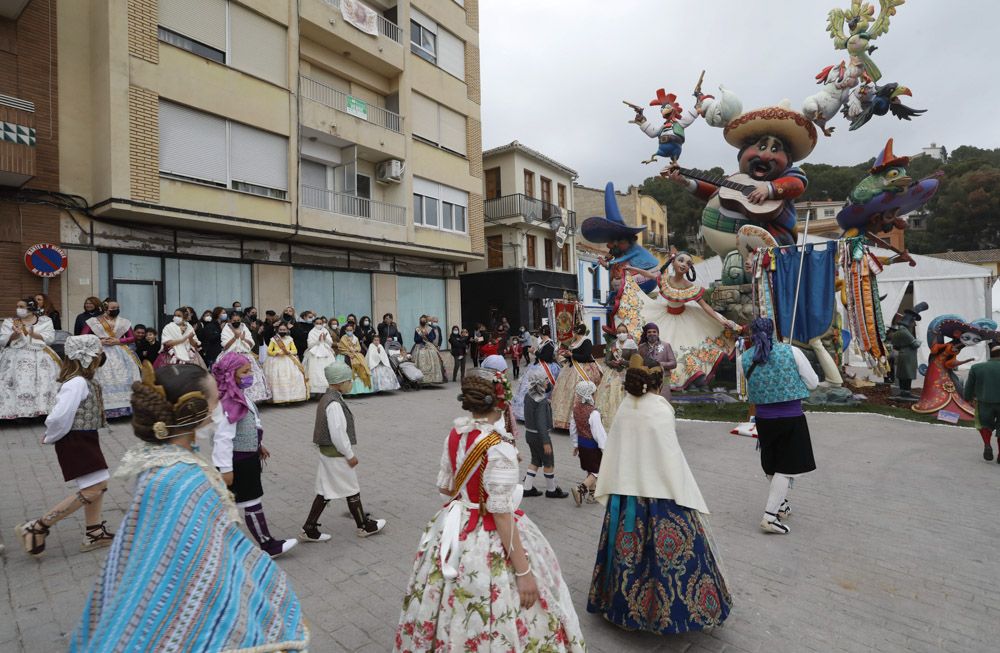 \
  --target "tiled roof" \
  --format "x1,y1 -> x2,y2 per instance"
482,140 -> 577,177
928,249 -> 1000,264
